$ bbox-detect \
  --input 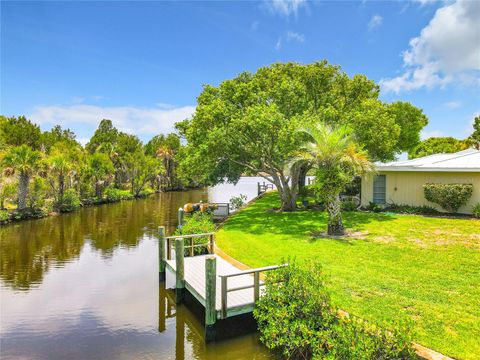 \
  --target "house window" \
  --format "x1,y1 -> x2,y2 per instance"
373,175 -> 386,204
